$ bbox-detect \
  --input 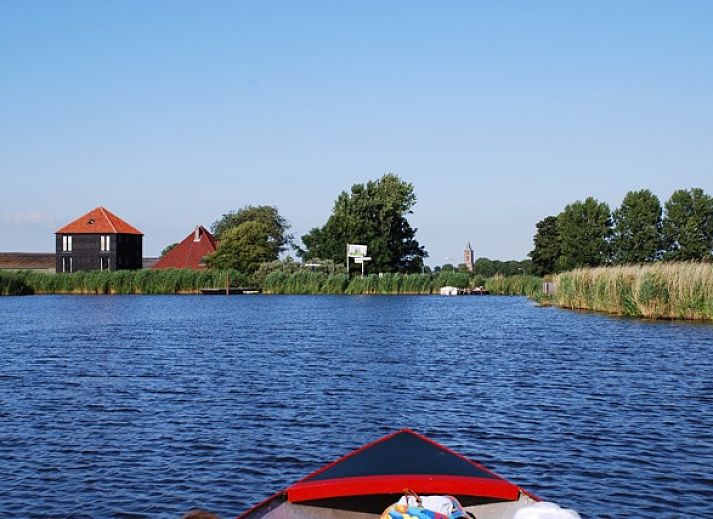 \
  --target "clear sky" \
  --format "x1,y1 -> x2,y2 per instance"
1,1 -> 712,264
